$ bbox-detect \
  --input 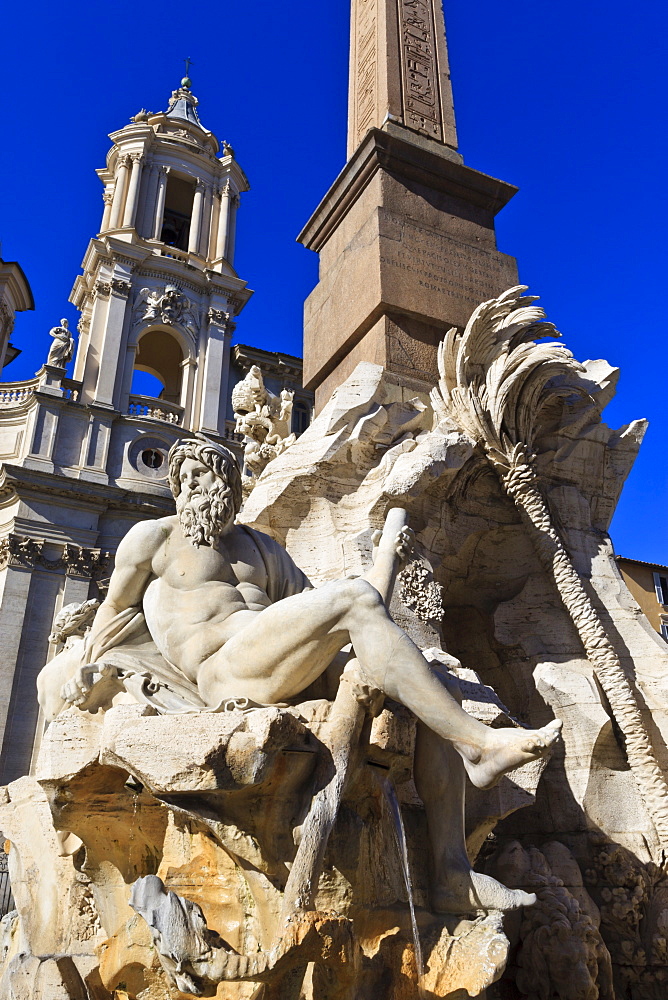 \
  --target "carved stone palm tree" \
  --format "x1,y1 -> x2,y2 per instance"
430,285 -> 668,850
